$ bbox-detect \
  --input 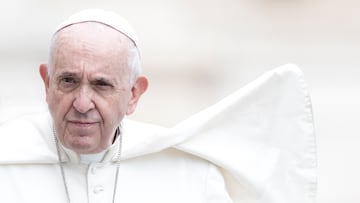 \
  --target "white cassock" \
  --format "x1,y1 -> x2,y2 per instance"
0,64 -> 316,203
